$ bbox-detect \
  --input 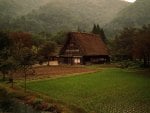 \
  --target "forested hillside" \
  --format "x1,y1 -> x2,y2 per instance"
0,0 -> 129,33
0,0 -> 49,15
0,0 -> 49,30
105,0 -> 150,37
